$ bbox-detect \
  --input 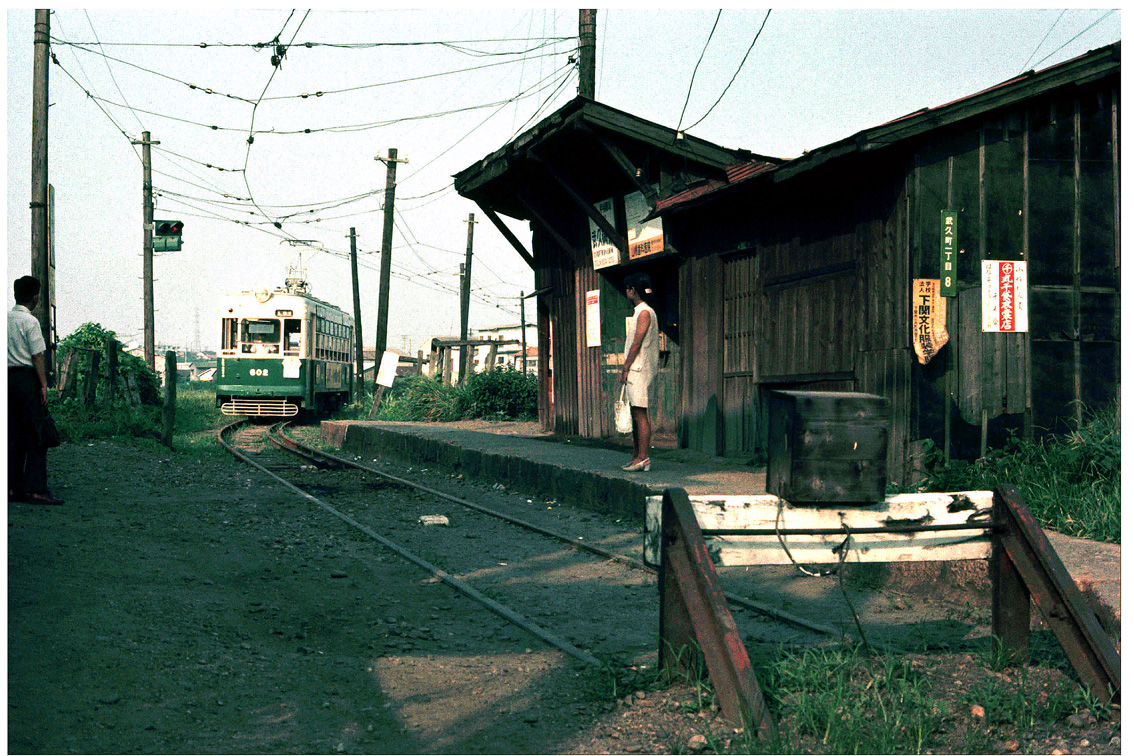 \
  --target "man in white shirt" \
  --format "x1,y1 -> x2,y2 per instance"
8,275 -> 62,505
